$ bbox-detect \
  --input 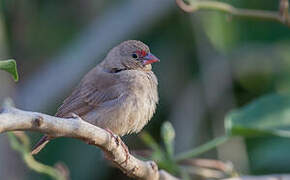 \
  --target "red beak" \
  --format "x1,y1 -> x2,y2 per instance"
142,53 -> 160,65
